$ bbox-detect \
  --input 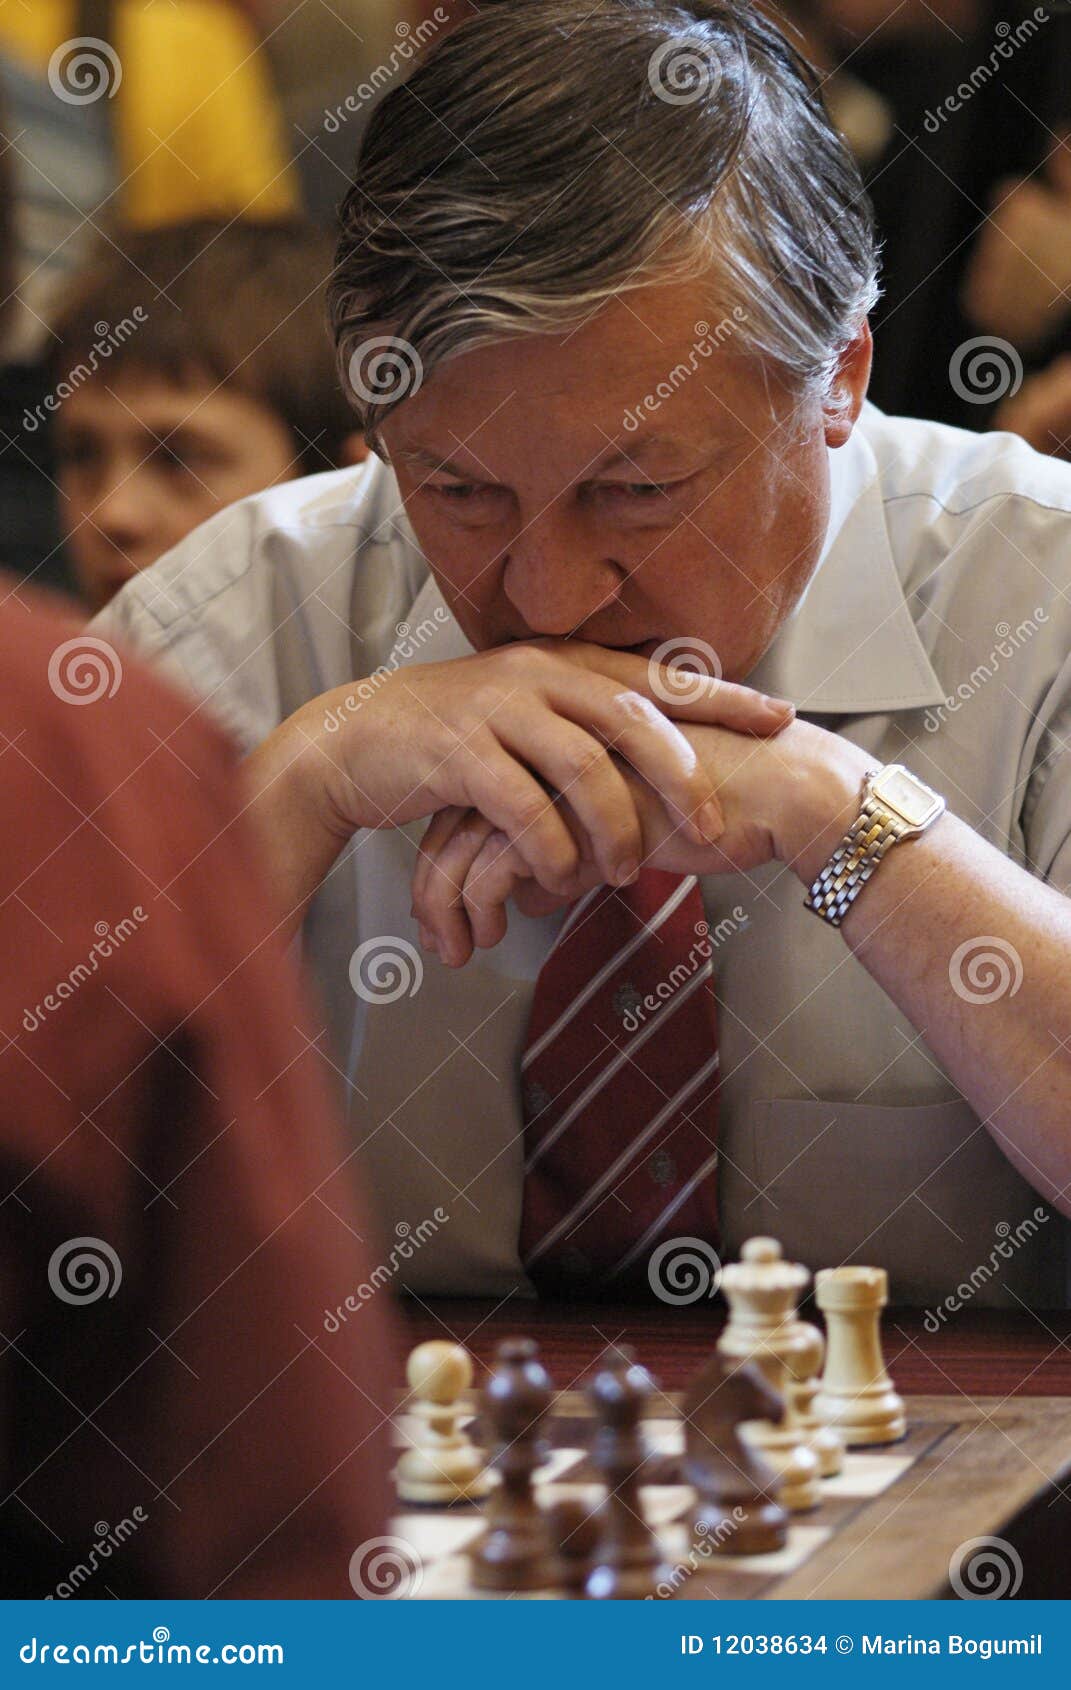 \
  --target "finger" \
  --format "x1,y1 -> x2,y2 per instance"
555,642 -> 795,733
461,831 -> 520,952
494,715 -> 644,888
534,673 -> 729,845
442,738 -> 583,895
412,805 -> 471,917
418,810 -> 499,966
